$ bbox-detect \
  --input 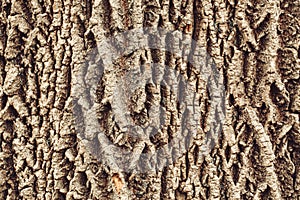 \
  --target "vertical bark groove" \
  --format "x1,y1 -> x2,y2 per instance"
0,0 -> 299,199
